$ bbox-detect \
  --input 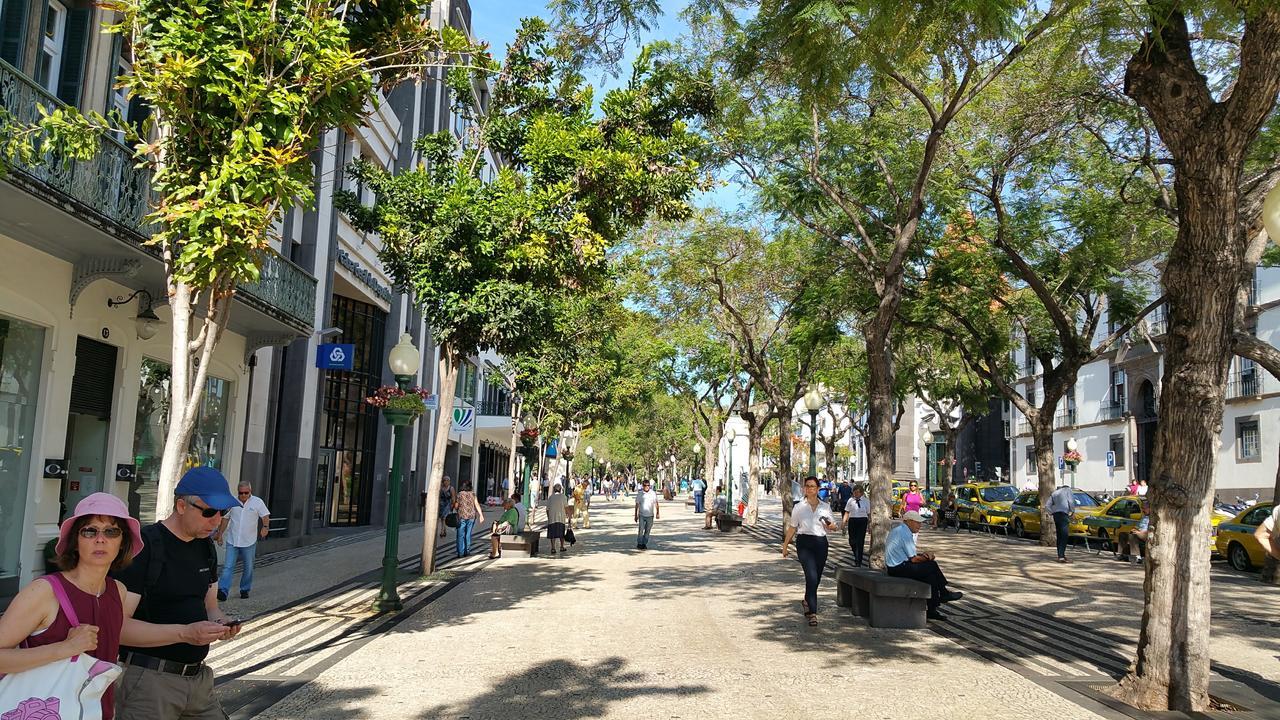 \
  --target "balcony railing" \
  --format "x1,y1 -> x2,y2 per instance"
1146,305 -> 1167,336
1015,420 -> 1032,436
1227,371 -> 1265,400
477,398 -> 513,417
1099,402 -> 1126,421
1053,409 -> 1077,429
1,59 -> 316,333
